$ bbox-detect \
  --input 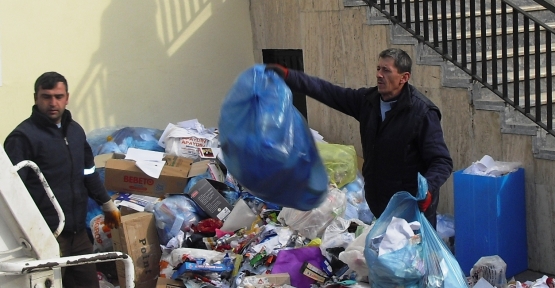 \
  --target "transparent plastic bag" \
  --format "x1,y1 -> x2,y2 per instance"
277,186 -> 346,239
469,255 -> 507,288
90,214 -> 113,252
320,217 -> 366,259
436,214 -> 455,240
343,173 -> 374,224
153,195 -> 201,245
364,174 -> 468,288
97,272 -> 116,288
437,214 -> 455,253
87,126 -> 124,156
218,64 -> 329,211
317,142 -> 357,188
